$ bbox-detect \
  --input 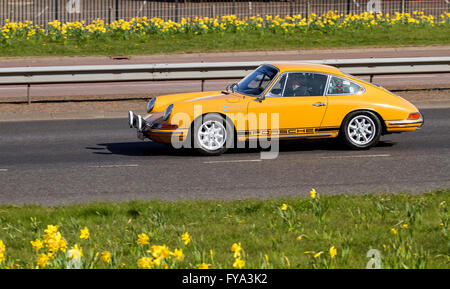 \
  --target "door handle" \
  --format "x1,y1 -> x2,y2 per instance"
312,102 -> 326,107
